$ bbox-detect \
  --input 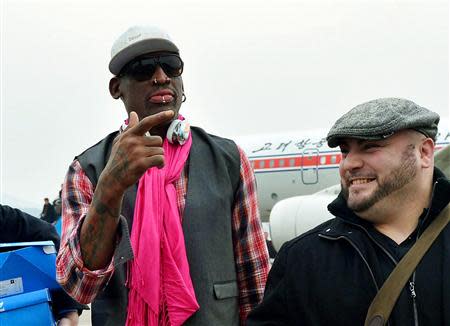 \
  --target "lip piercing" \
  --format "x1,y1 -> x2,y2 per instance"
162,96 -> 166,103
